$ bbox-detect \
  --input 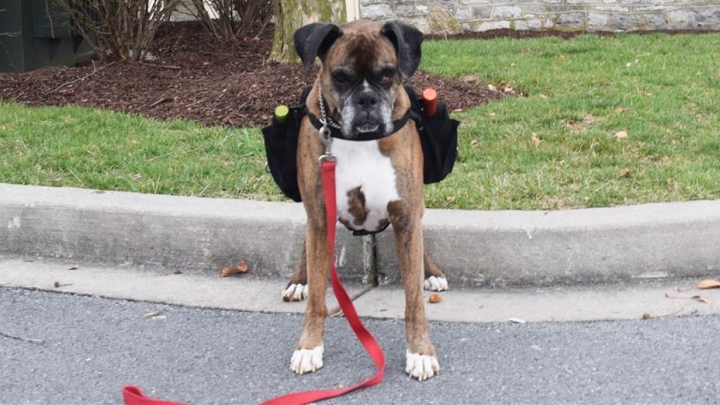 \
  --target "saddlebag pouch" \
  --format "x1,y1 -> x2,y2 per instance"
404,86 -> 460,185
261,87 -> 312,202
